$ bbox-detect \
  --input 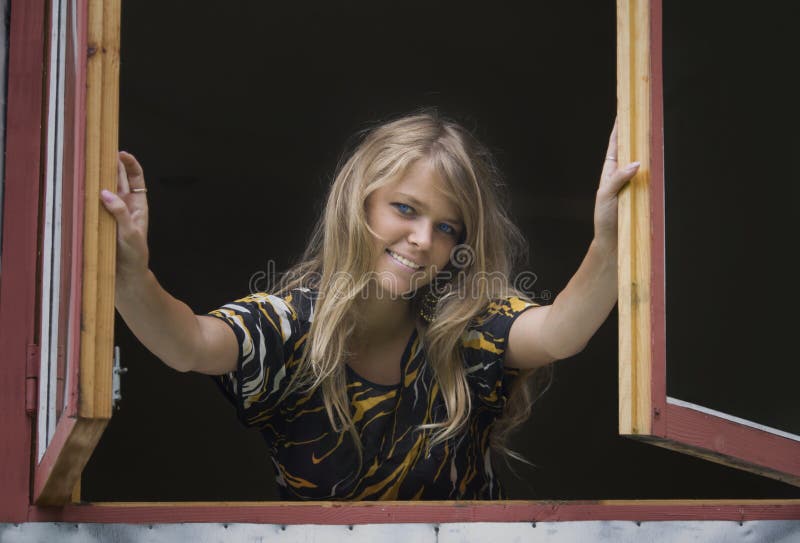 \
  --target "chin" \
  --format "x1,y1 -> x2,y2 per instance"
369,269 -> 428,300
366,252 -> 427,297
